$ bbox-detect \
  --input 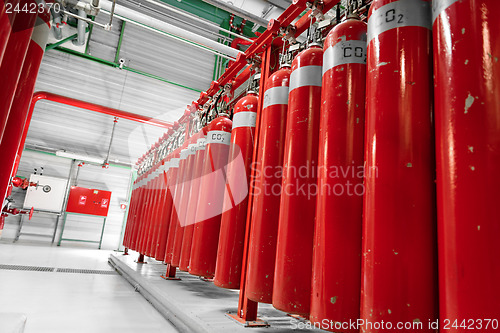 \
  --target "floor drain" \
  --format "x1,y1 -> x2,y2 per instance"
0,264 -> 116,275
